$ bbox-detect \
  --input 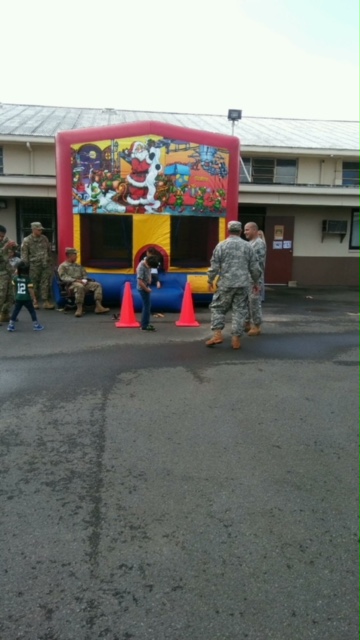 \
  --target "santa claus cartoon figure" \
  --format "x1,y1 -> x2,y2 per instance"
126,142 -> 152,206
126,141 -> 162,211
